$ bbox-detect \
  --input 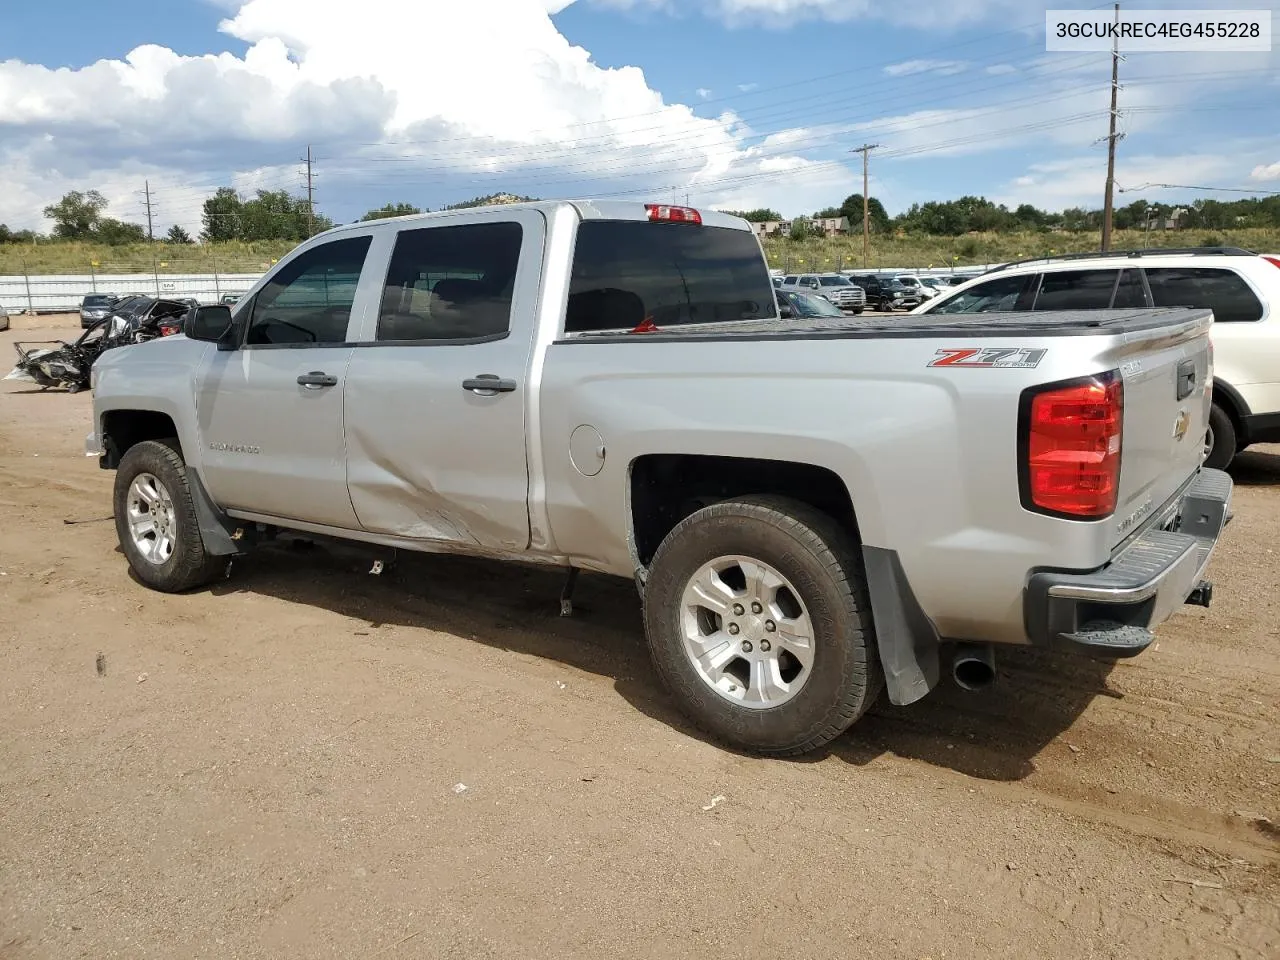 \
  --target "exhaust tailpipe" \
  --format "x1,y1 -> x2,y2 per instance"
952,643 -> 997,691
